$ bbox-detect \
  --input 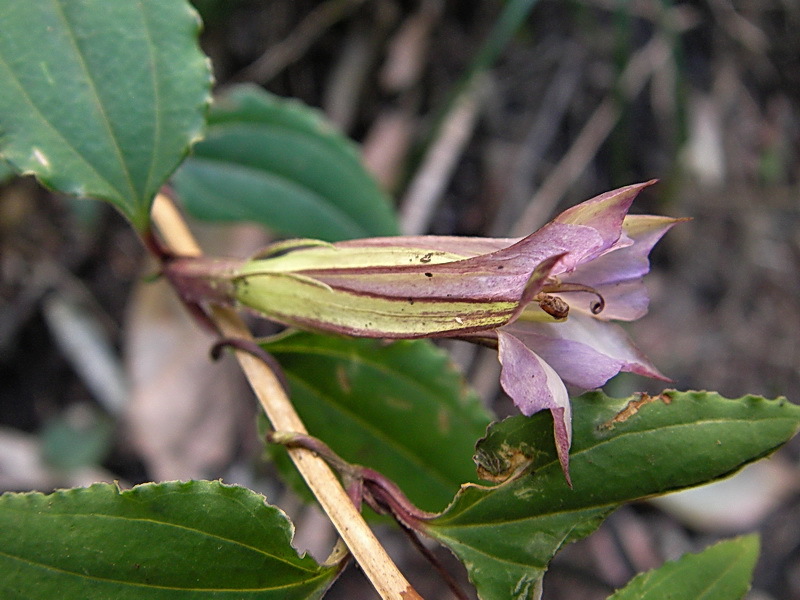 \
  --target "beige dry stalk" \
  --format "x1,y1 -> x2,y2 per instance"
150,193 -> 422,600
